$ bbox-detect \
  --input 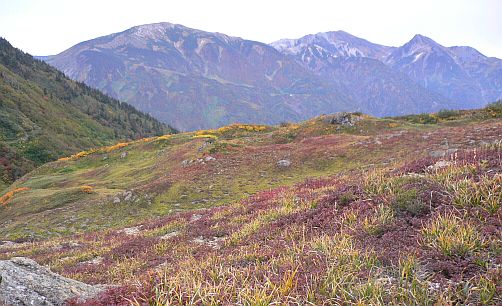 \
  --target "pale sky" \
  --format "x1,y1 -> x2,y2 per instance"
0,0 -> 501,58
